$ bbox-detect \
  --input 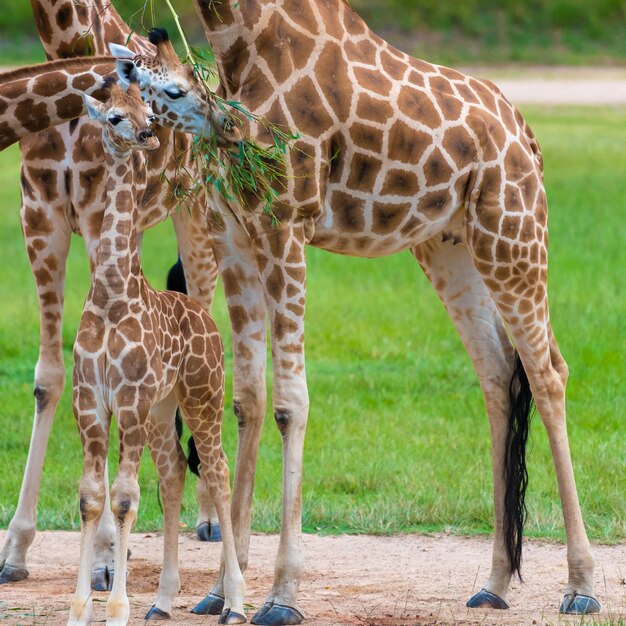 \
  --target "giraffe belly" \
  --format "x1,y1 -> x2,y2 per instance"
311,196 -> 460,258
